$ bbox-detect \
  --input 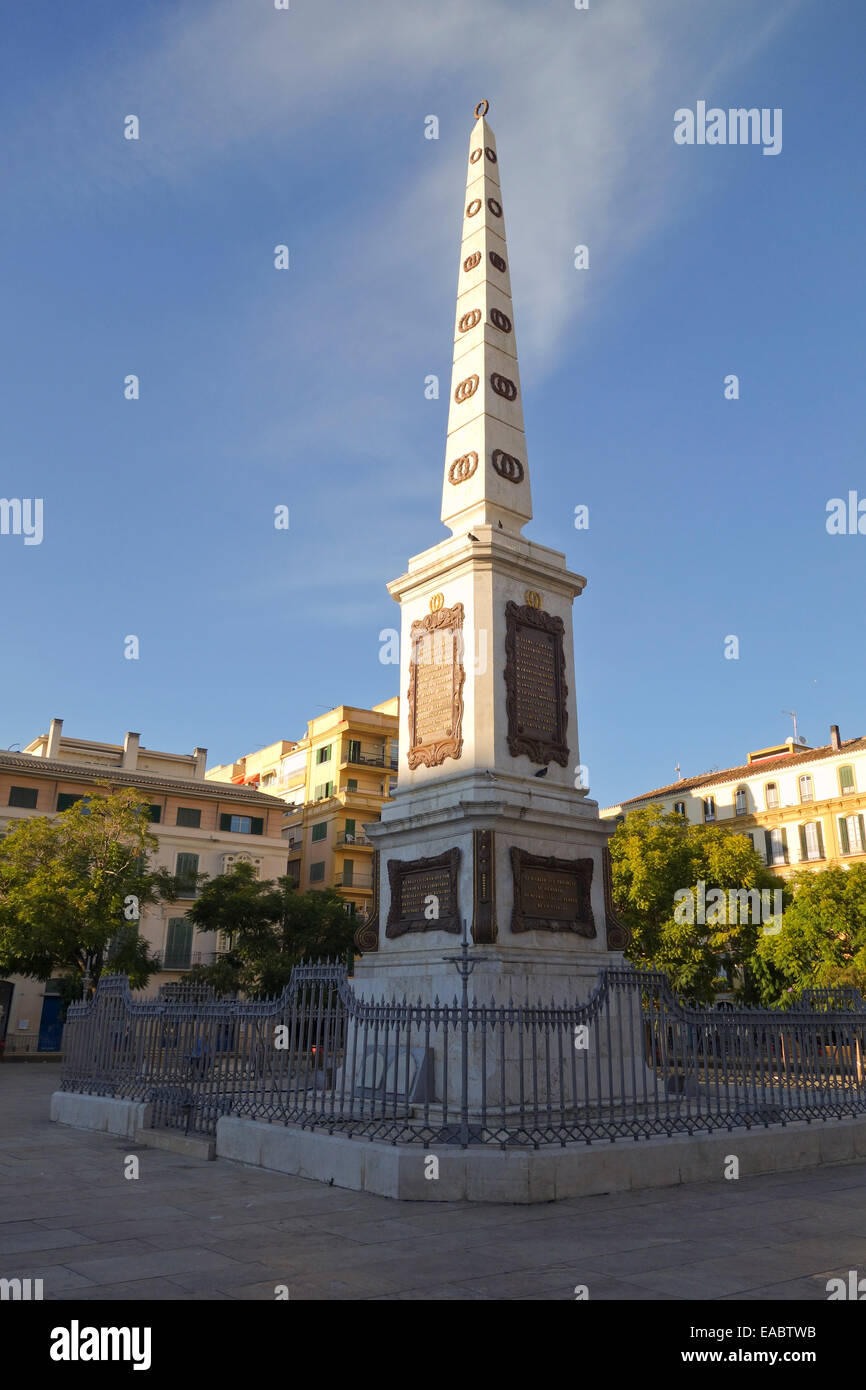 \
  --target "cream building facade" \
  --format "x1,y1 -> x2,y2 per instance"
601,725 -> 866,876
0,719 -> 286,1054
206,699 -> 399,919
